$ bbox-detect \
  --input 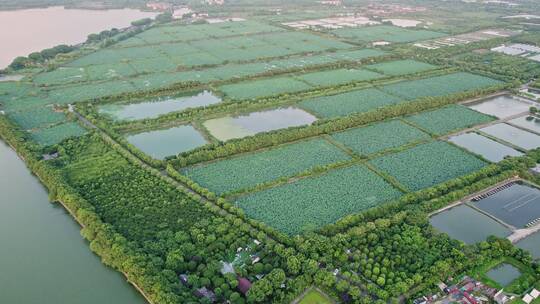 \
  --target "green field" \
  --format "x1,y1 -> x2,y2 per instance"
298,289 -> 333,304
331,25 -> 446,43
404,104 -> 495,135
7,106 -> 66,130
298,88 -> 404,118
370,141 -> 487,191
296,68 -> 383,87
380,72 -> 502,100
331,120 -> 430,156
218,76 -> 313,100
365,59 -> 438,76
30,122 -> 87,146
237,164 -> 402,234
182,138 -> 351,195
